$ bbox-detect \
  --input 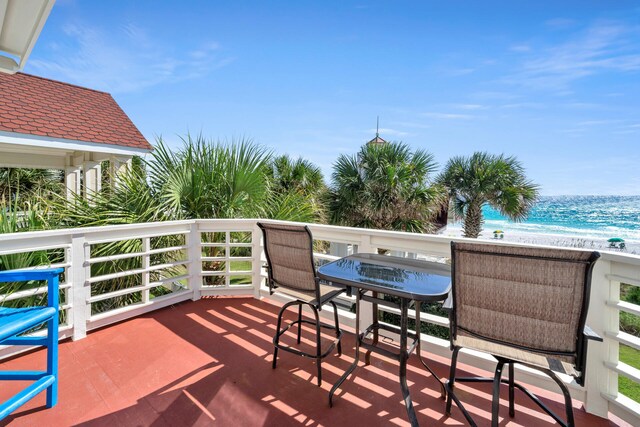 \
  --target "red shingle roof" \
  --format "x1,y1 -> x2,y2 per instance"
0,72 -> 152,150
